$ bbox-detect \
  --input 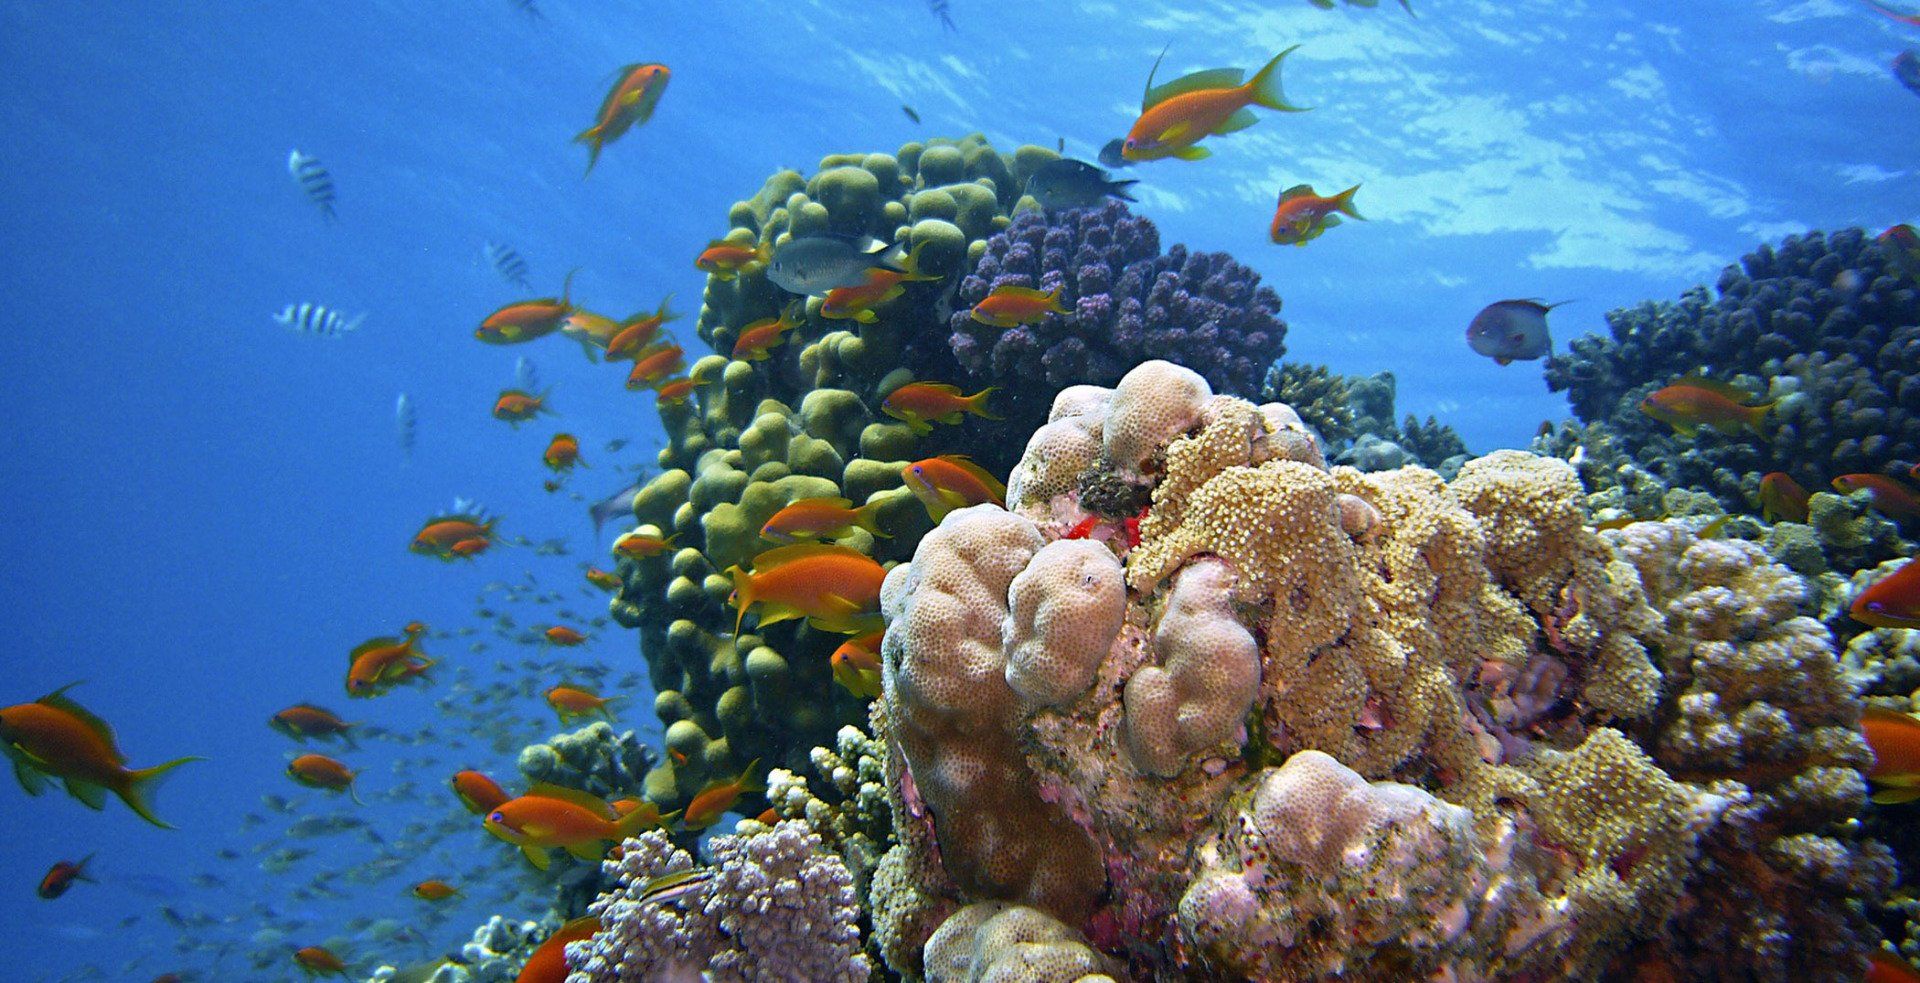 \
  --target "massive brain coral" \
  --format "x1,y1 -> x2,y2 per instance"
868,359 -> 1888,981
